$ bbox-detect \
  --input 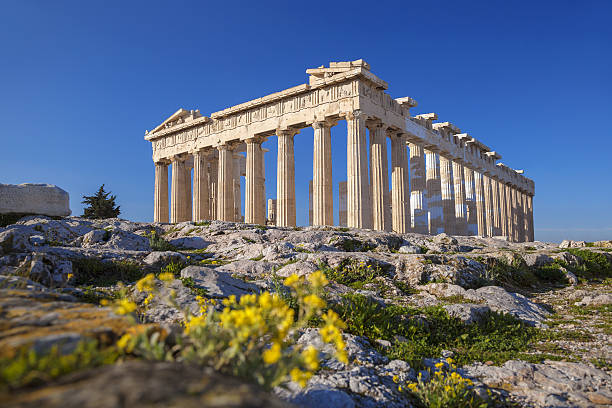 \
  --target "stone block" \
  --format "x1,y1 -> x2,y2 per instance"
0,183 -> 70,217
